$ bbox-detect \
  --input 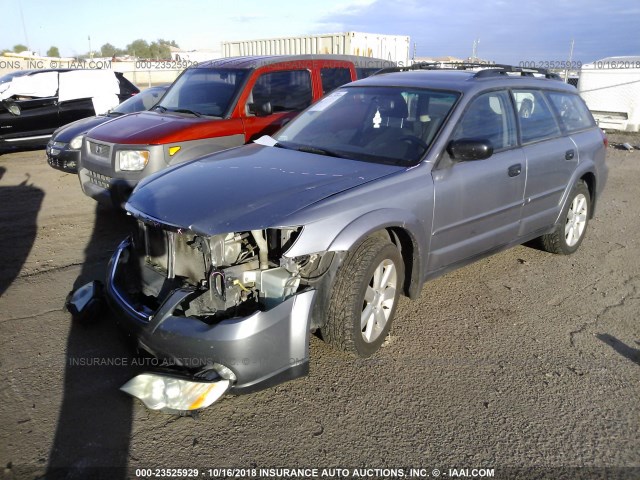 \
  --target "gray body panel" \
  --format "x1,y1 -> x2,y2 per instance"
519,136 -> 578,235
429,148 -> 527,272
126,144 -> 405,235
